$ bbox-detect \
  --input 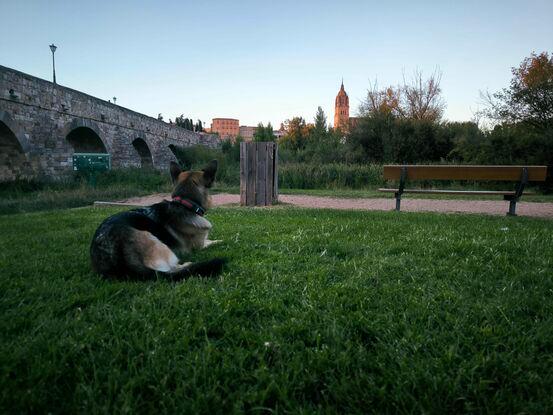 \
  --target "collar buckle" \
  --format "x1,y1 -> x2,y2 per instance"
171,196 -> 205,216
